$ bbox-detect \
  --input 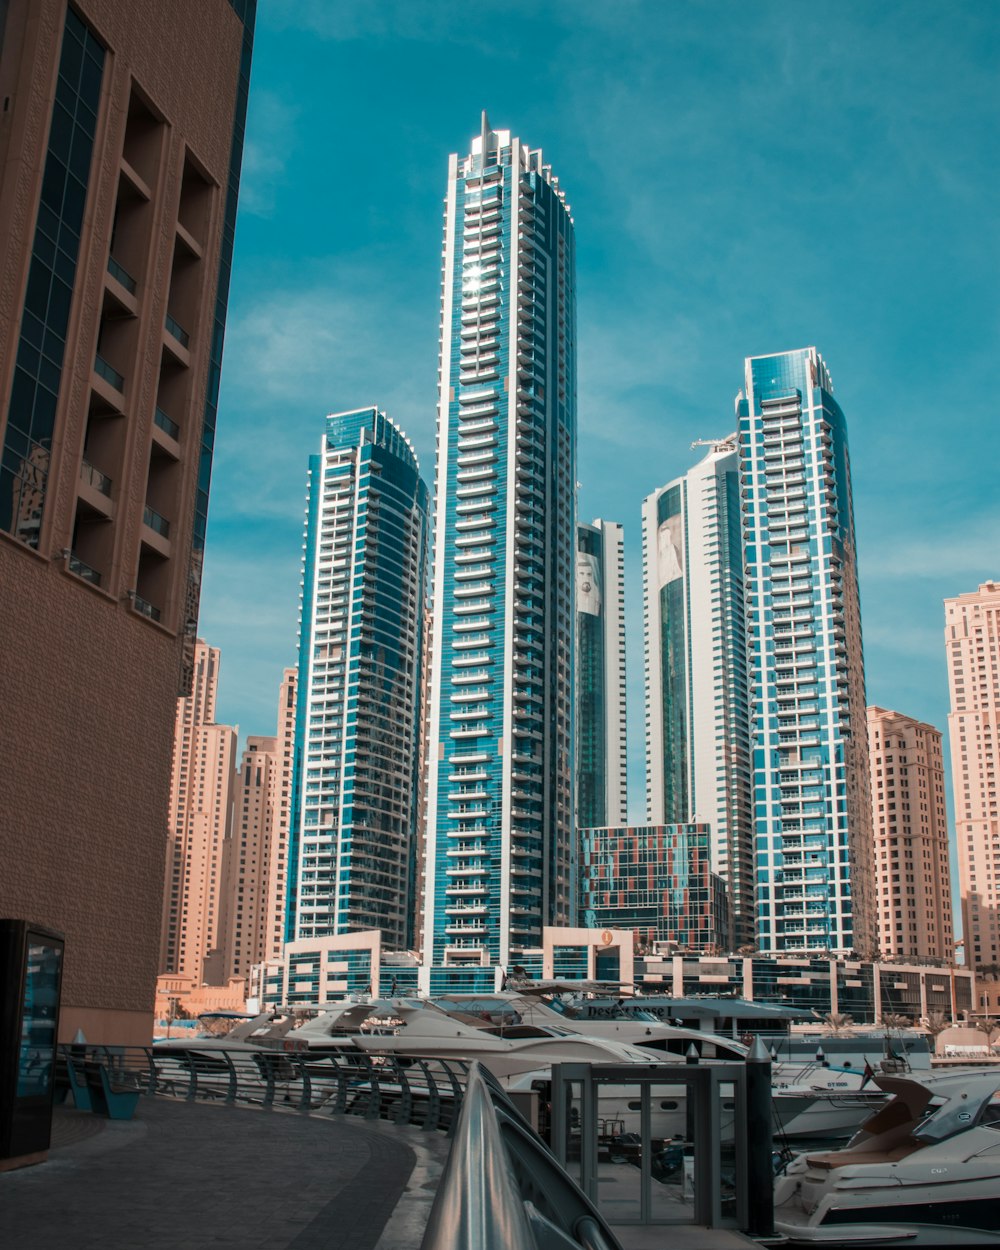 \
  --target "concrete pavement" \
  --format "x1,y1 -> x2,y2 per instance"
1,1097 -> 758,1250
0,1098 -> 439,1250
